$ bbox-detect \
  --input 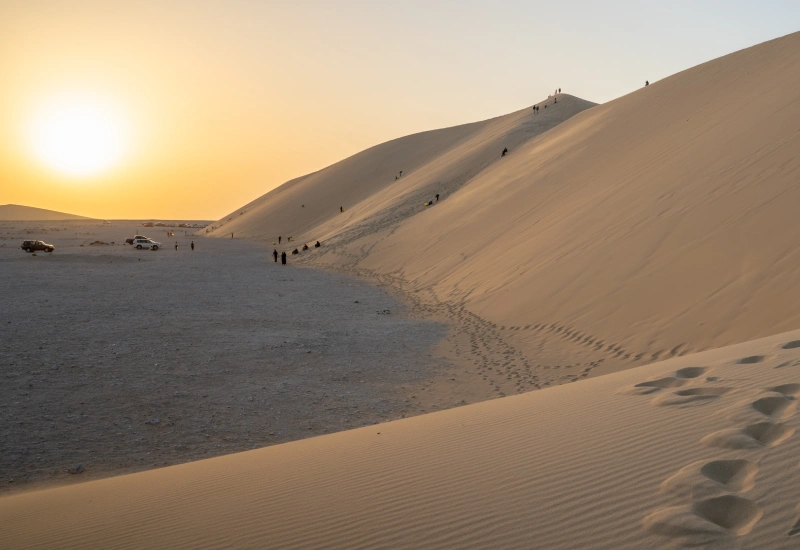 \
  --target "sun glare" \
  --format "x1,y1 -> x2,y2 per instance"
27,94 -> 130,178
